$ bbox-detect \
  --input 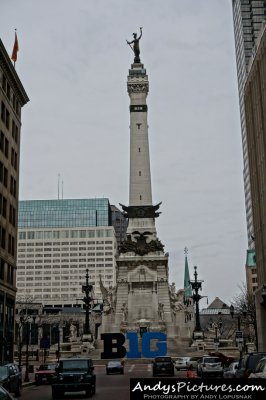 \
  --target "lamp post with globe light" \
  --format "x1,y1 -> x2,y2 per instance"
189,266 -> 206,340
